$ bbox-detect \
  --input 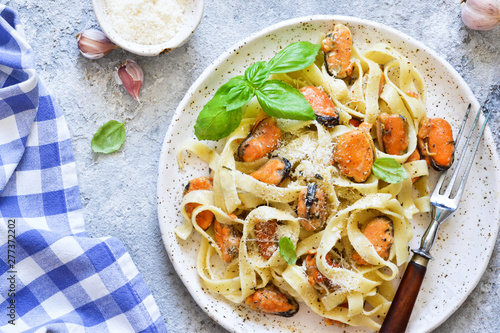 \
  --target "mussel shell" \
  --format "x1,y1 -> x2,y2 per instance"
274,156 -> 291,186
375,116 -> 385,152
324,52 -> 337,77
304,183 -> 318,217
183,182 -> 191,194
428,153 -> 454,171
275,297 -> 299,317
316,114 -> 340,127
